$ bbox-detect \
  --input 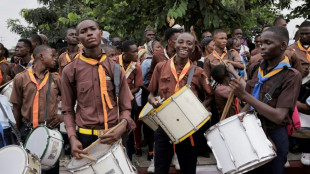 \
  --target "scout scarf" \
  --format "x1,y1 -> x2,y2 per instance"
65,51 -> 80,63
251,56 -> 291,108
170,56 -> 191,92
297,40 -> 310,62
28,66 -> 50,128
79,54 -> 113,130
119,54 -> 136,78
19,56 -> 34,69
212,48 -> 227,61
